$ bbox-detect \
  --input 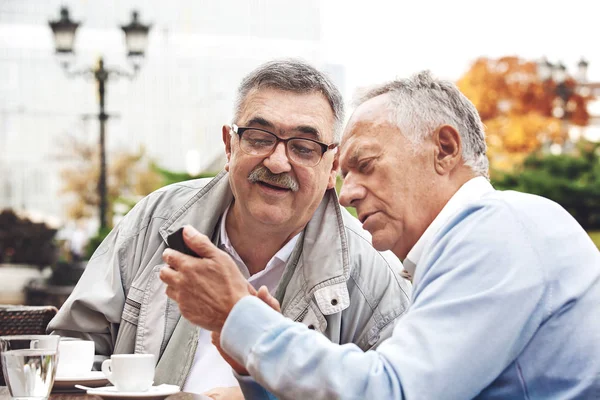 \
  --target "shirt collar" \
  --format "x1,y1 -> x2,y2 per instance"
219,204 -> 300,277
404,177 -> 494,276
